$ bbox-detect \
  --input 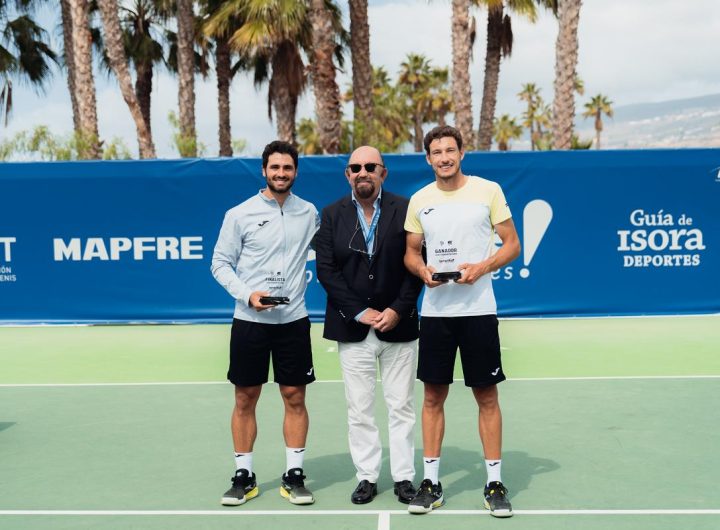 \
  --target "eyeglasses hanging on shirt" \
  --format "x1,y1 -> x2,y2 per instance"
348,208 -> 381,258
